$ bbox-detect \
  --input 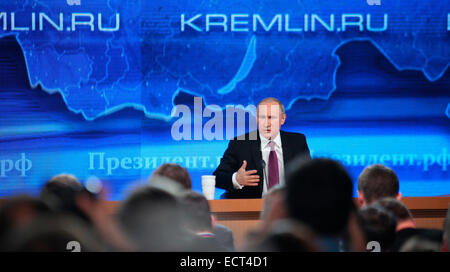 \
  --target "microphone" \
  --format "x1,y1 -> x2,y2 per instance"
261,159 -> 268,189
261,159 -> 266,169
